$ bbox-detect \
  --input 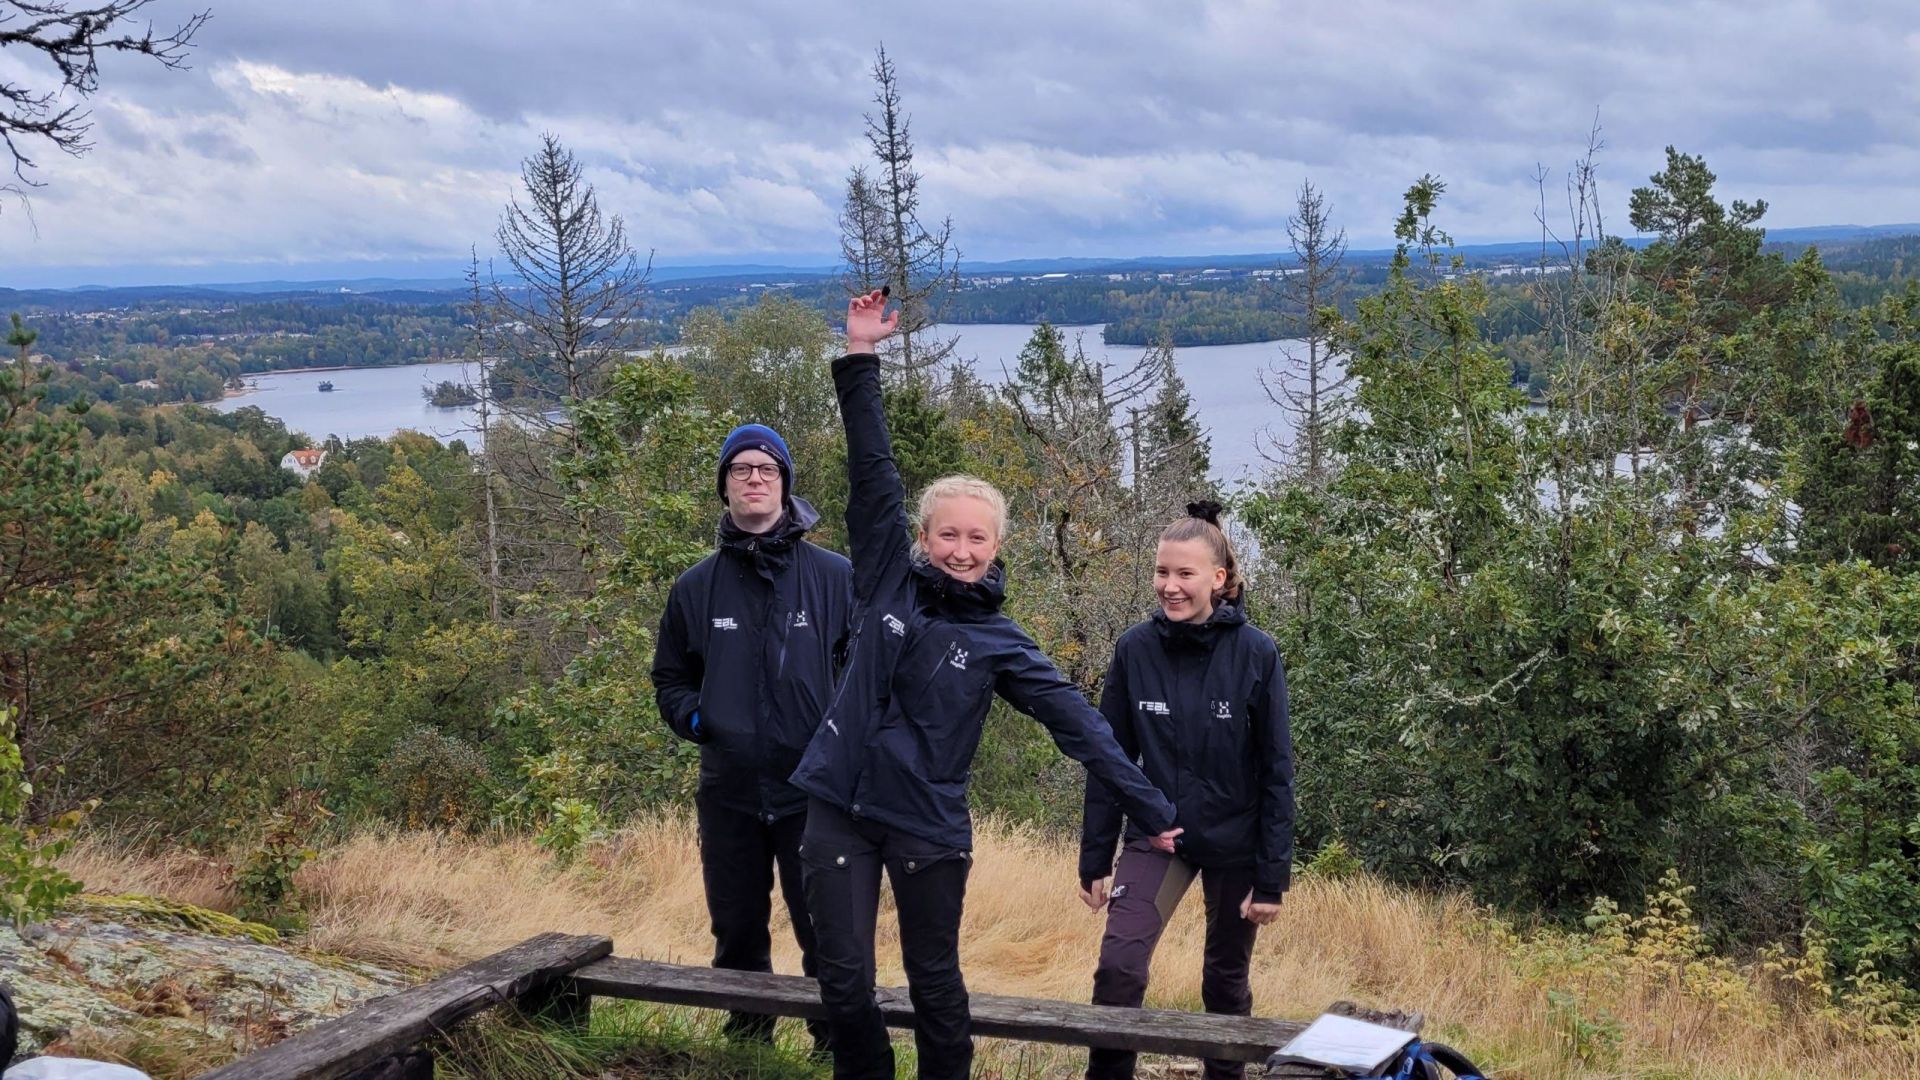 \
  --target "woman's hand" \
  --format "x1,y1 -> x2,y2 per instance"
1149,827 -> 1183,853
1079,877 -> 1112,912
846,289 -> 899,354
1239,890 -> 1282,926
